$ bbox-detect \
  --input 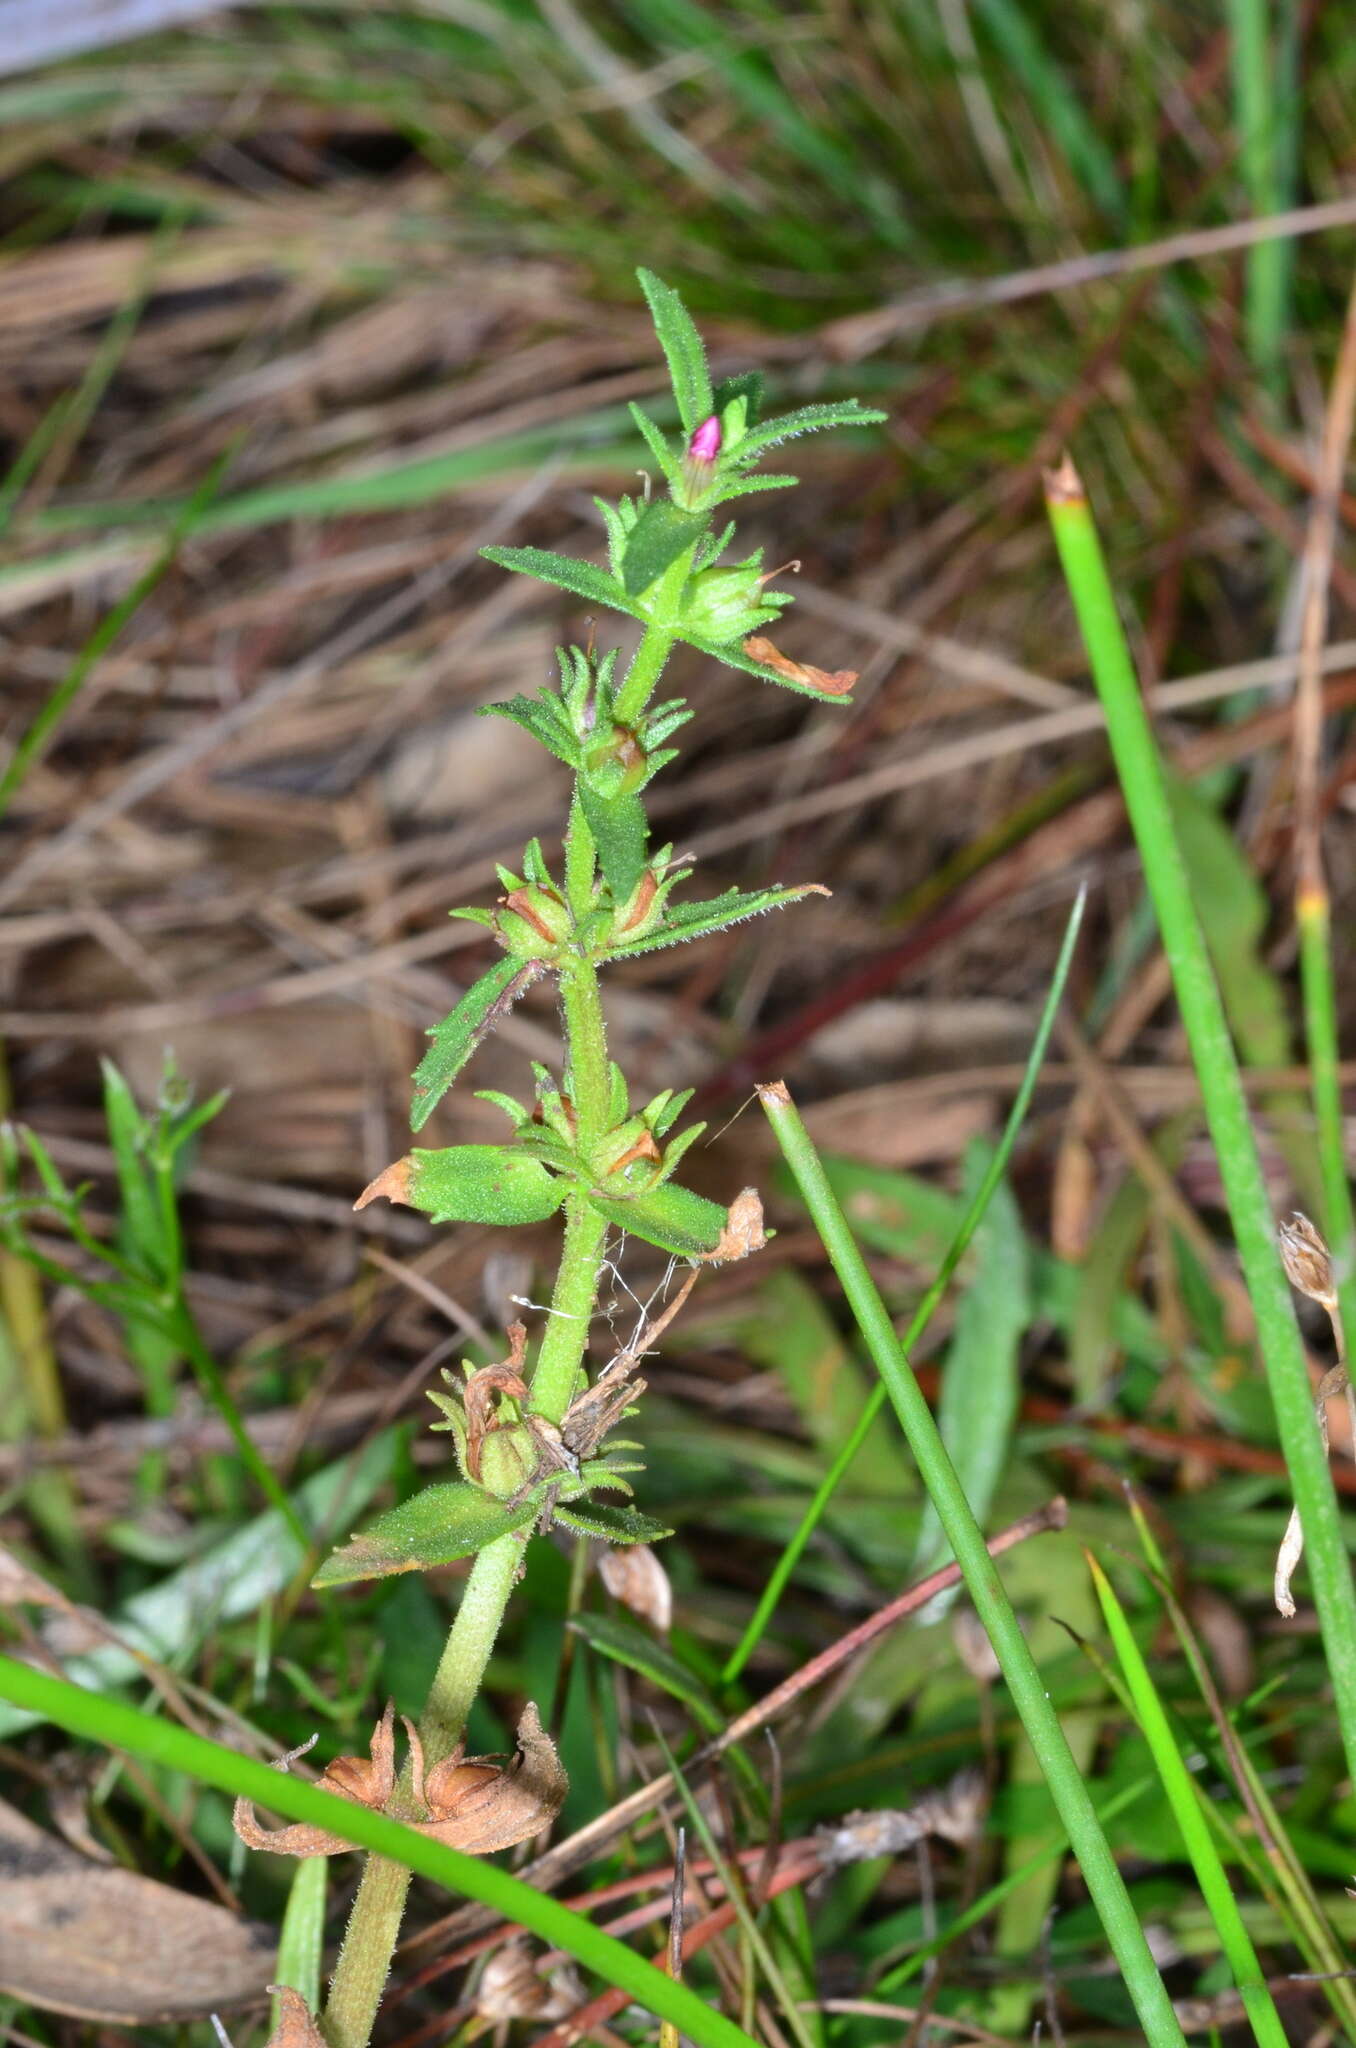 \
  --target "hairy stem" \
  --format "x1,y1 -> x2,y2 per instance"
322,835 -> 618,2048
